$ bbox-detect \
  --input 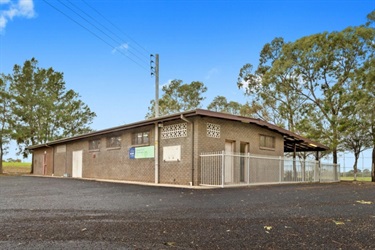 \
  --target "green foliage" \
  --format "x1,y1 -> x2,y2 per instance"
8,58 -> 96,158
0,74 -> 12,173
146,79 -> 207,118
207,95 -> 254,117
237,38 -> 308,131
238,16 -> 375,166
